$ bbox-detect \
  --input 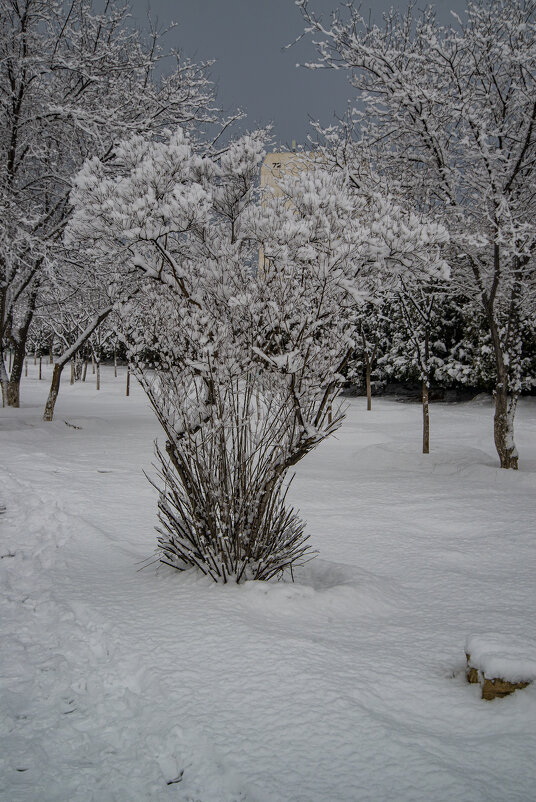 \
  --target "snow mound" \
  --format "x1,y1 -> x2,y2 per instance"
466,633 -> 536,683
468,393 -> 494,406
241,559 -> 400,618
